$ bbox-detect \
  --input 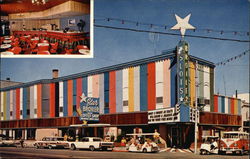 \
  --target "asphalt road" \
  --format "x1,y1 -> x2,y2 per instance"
0,147 -> 249,159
